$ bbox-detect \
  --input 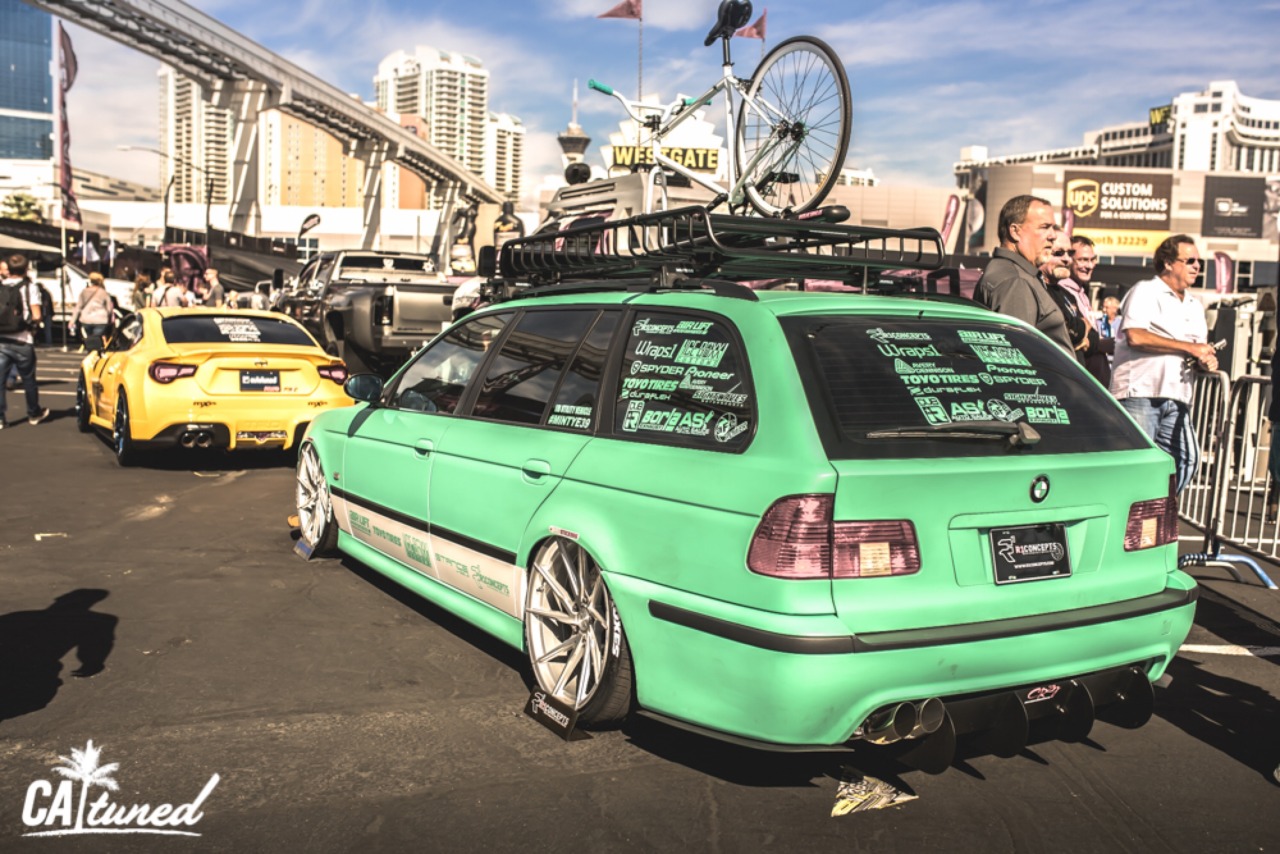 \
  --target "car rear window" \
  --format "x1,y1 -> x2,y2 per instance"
782,316 -> 1148,459
161,316 -> 314,347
